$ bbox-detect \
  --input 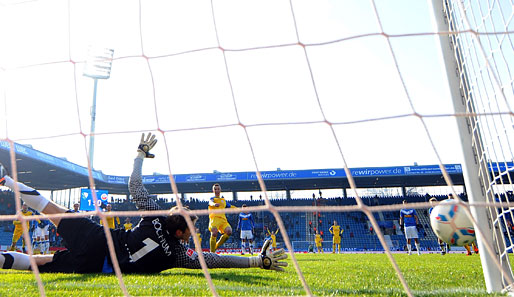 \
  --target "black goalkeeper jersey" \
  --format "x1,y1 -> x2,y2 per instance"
110,215 -> 177,273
